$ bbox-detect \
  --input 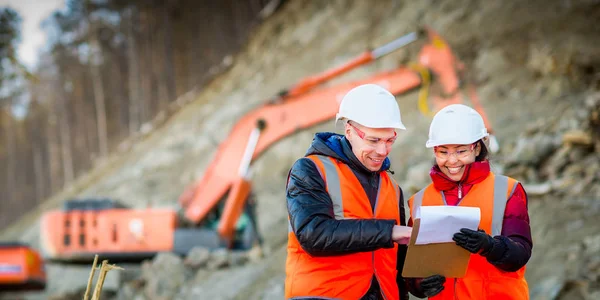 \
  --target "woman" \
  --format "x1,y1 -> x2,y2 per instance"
407,104 -> 532,299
